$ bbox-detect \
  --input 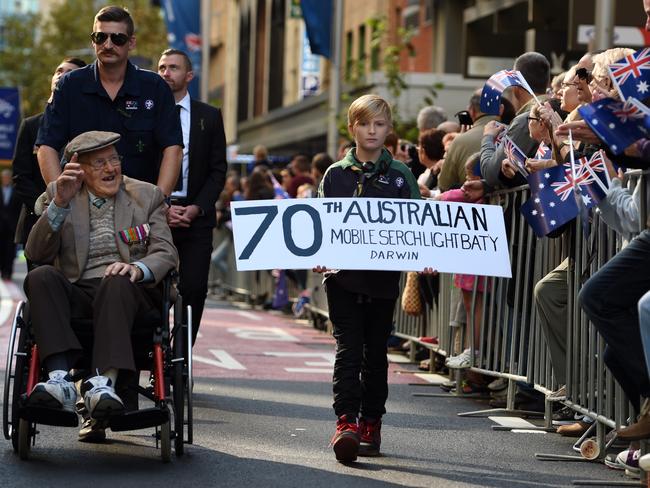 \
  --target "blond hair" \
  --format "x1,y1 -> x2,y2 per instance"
347,94 -> 392,128
592,48 -> 635,85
